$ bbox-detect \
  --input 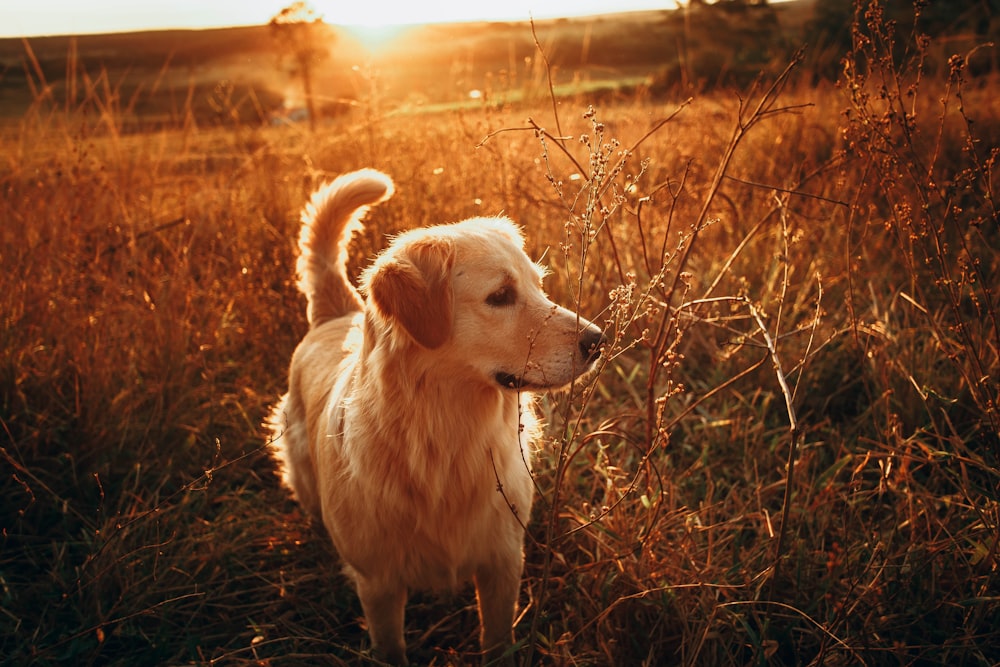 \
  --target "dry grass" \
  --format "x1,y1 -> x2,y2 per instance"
2,3 -> 998,665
